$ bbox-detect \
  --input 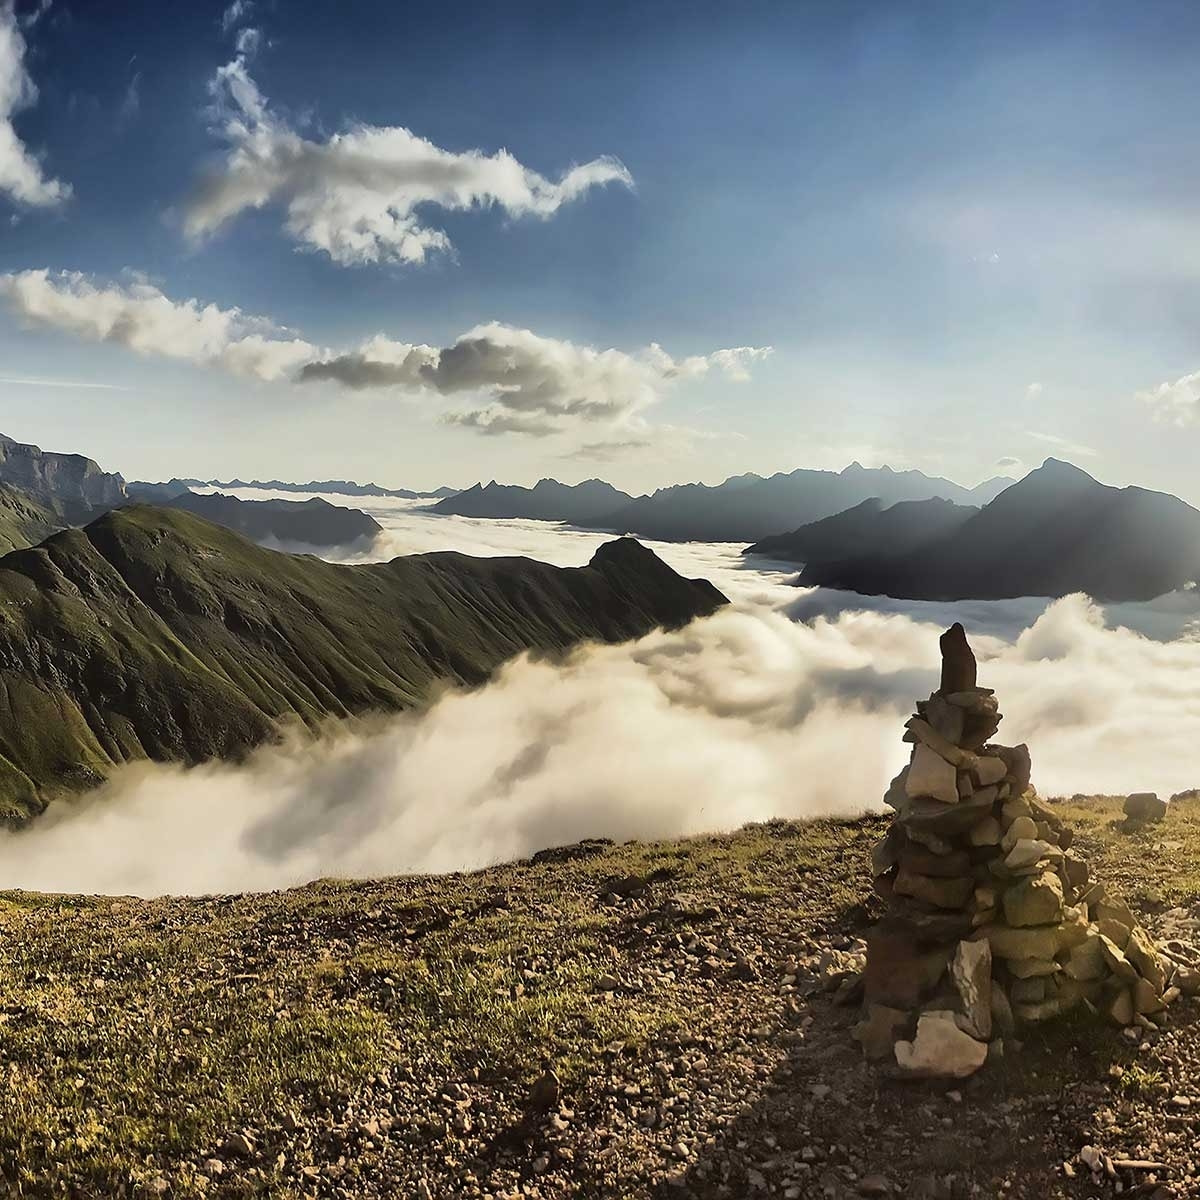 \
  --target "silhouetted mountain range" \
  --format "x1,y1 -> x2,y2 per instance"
0,433 -> 126,523
162,491 -> 383,549
0,507 -> 726,821
200,478 -> 458,499
747,496 -> 977,563
432,478 -> 635,523
798,459 -> 1200,601
578,463 -> 1013,542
